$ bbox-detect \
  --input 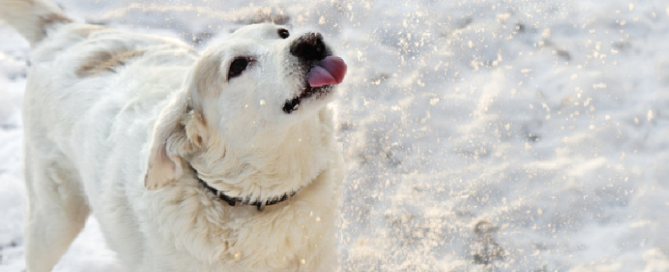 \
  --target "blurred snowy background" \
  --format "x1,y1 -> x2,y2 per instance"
2,0 -> 669,271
